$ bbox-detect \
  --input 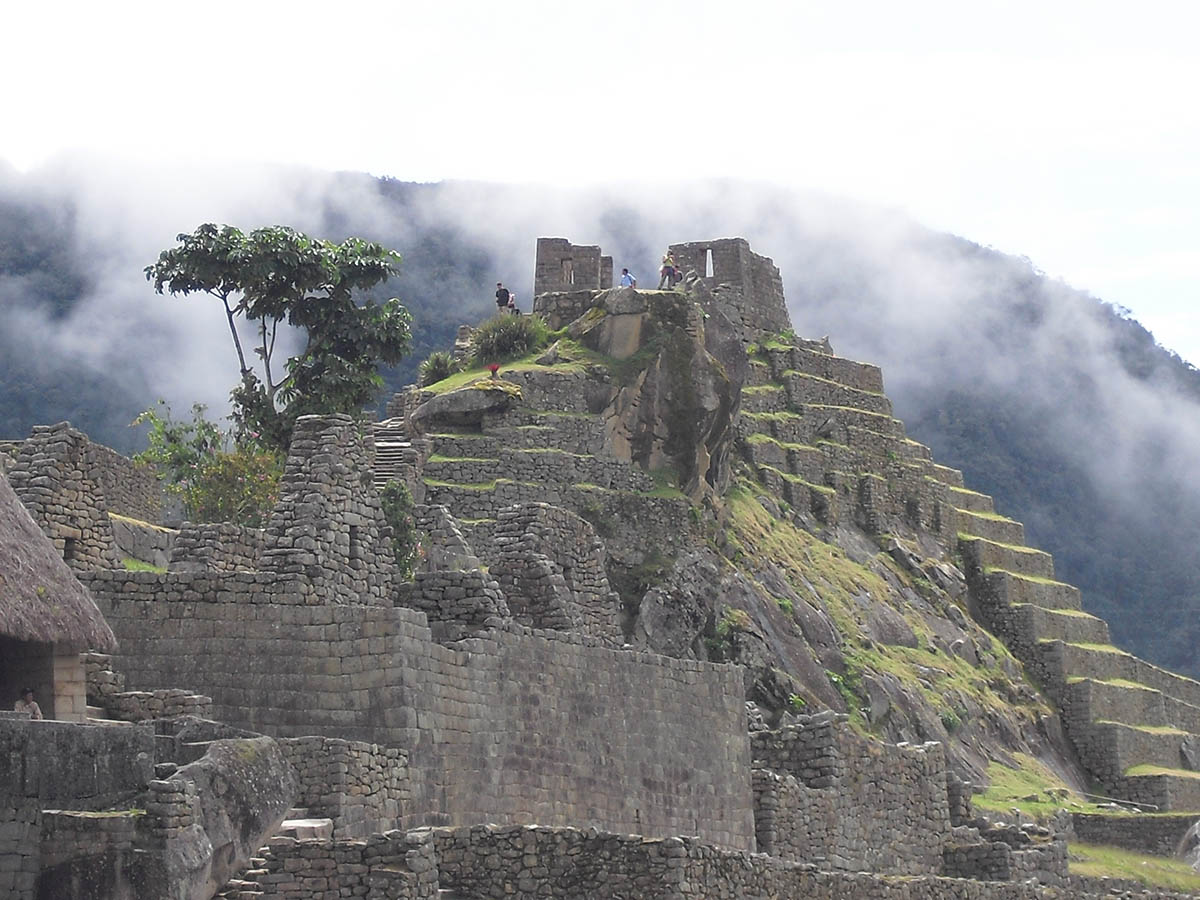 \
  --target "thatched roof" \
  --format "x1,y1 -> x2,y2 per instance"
0,472 -> 117,651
